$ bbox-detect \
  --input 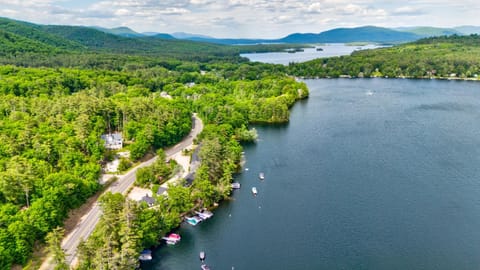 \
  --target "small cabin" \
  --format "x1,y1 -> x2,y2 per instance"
101,133 -> 123,150
157,187 -> 167,196
141,194 -> 155,207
